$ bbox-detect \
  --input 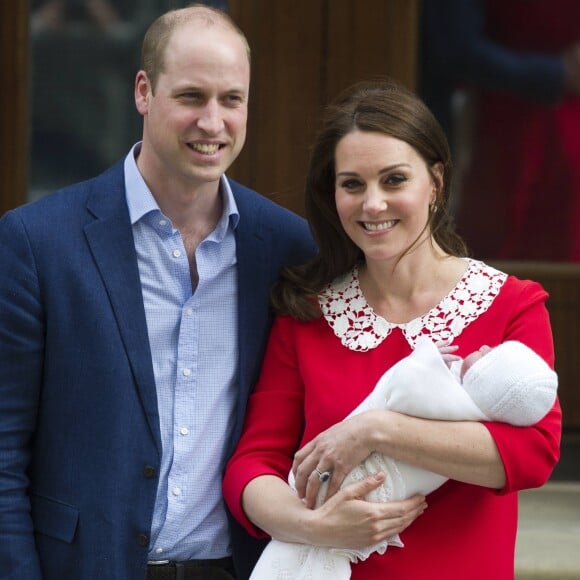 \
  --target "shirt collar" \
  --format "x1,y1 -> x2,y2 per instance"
124,142 -> 240,231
